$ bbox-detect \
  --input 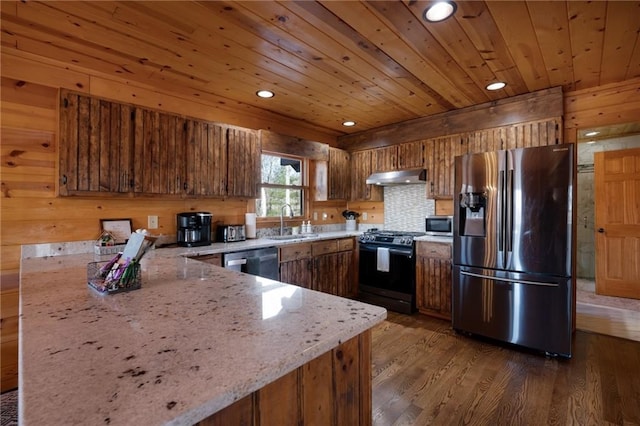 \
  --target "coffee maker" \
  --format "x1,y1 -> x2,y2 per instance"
177,212 -> 212,247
